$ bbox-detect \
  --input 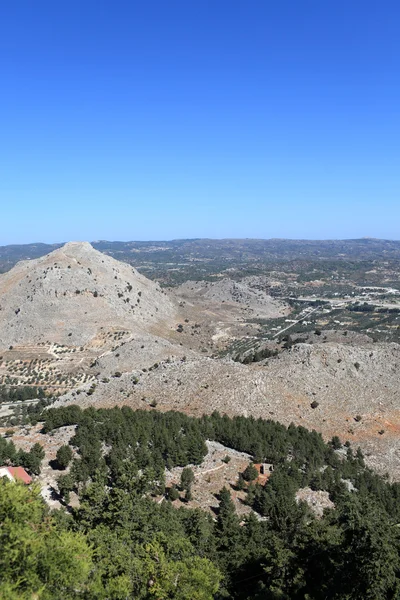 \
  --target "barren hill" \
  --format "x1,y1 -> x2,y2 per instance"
55,338 -> 400,477
0,241 -> 177,348
175,278 -> 288,319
